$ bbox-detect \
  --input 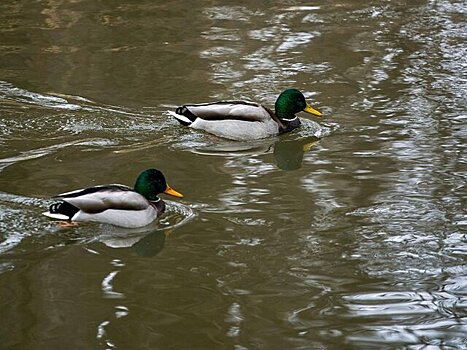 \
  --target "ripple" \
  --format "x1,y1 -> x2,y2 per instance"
248,27 -> 280,41
0,138 -> 115,171
0,207 -> 37,255
102,270 -> 124,299
0,81 -> 163,142
226,302 -> 243,338
202,26 -> 241,41
343,293 -> 442,318
0,80 -> 81,110
203,6 -> 257,22
200,46 -> 238,58
0,192 -> 51,254
347,321 -> 467,347
282,6 -> 321,11
276,32 -> 320,52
